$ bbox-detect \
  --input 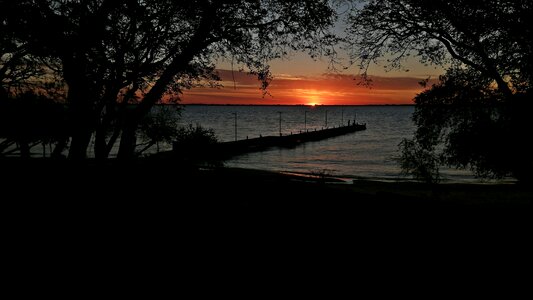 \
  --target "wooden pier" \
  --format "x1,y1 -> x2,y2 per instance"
209,123 -> 367,158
